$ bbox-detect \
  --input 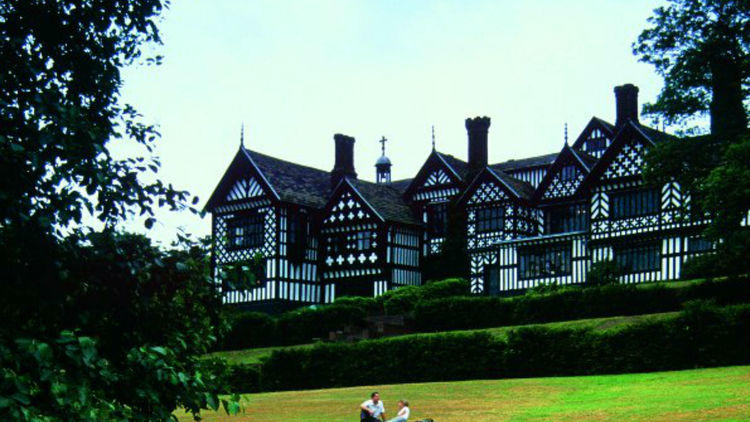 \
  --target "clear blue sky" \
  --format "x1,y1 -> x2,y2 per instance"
119,0 -> 668,243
